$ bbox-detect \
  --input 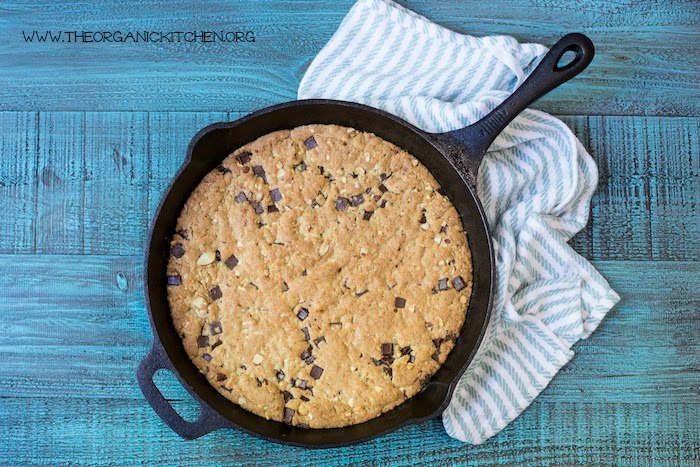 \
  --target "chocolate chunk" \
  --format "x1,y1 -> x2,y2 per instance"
267,204 -> 279,213
215,164 -> 231,174
300,346 -> 313,361
211,340 -> 222,350
440,224 -> 448,233
314,336 -> 326,345
283,407 -> 295,424
216,373 -> 227,382
301,327 -> 310,341
297,307 -> 309,321
350,194 -> 365,206
209,322 -> 223,335
282,281 -> 289,292
395,297 -> 406,308
214,250 -> 221,262
202,353 -> 212,362
383,366 -> 393,378
437,278 -> 450,291
209,285 -> 222,300
295,161 -> 308,172
197,336 -> 210,348
452,276 -> 467,291
304,356 -> 316,365
171,243 -> 185,258
281,390 -> 293,402
167,275 -> 182,286
379,200 -> 387,209
409,355 -> 415,363
224,255 -> 239,270
335,197 -> 349,211
310,365 -> 324,380
381,343 -> 394,357
249,200 -> 264,215
301,269 -> 308,276
269,188 -> 283,203
235,192 -> 247,203
300,396 -> 310,402
243,166 -> 250,173
379,184 -> 388,193
304,136 -> 317,150
419,212 -> 427,224
381,355 -> 394,366
433,338 -> 444,348
400,346 -> 412,356
256,377 -> 263,387
444,239 -> 451,244
276,370 -> 285,382
371,358 -> 382,366
253,165 -> 268,184
296,379 -> 308,389
380,173 -> 390,181
431,351 -> 441,362
176,228 -> 189,240
356,289 -> 369,297
235,151 -> 252,164
363,210 -> 374,221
